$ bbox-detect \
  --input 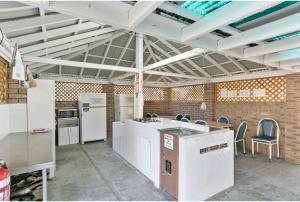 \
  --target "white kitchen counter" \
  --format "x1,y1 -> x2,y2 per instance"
0,131 -> 54,201
113,119 -> 234,200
